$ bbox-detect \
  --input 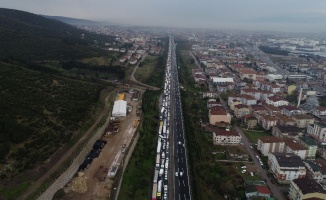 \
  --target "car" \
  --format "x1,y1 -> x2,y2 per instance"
180,171 -> 183,177
175,172 -> 178,177
241,170 -> 246,173
250,172 -> 254,176
164,185 -> 168,192
241,166 -> 247,169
